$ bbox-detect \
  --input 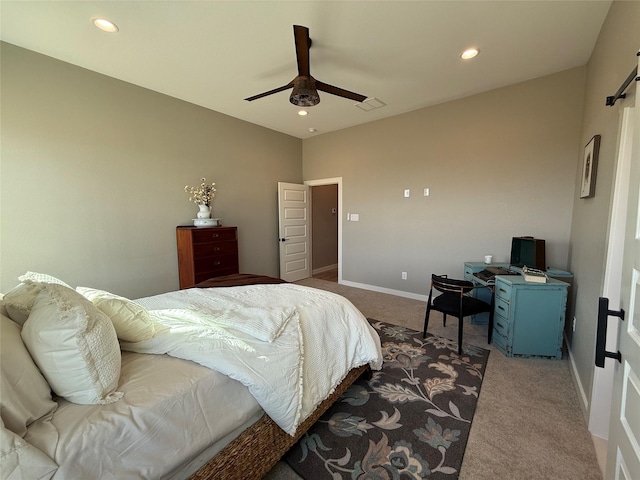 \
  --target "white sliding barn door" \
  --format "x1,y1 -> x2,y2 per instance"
605,59 -> 640,480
